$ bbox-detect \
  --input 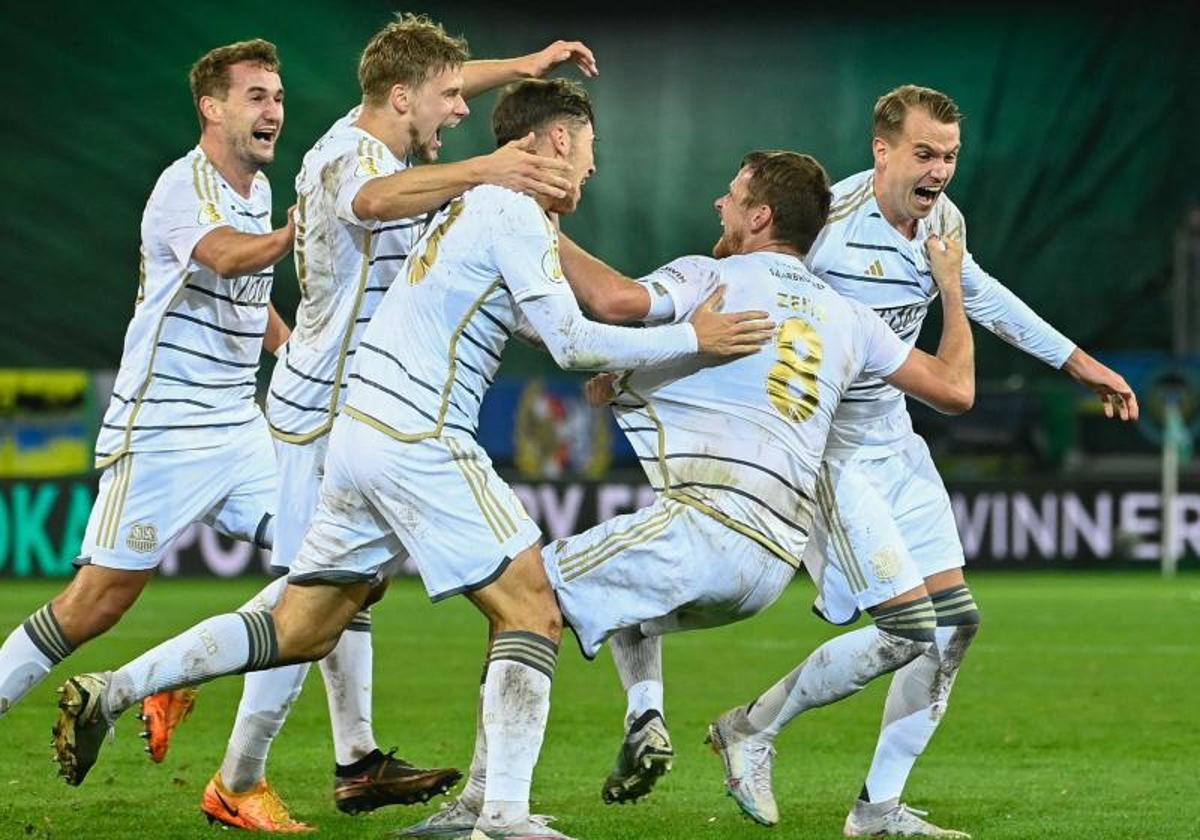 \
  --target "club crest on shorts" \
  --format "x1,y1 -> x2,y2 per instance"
871,545 -> 900,581
126,523 -> 159,554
